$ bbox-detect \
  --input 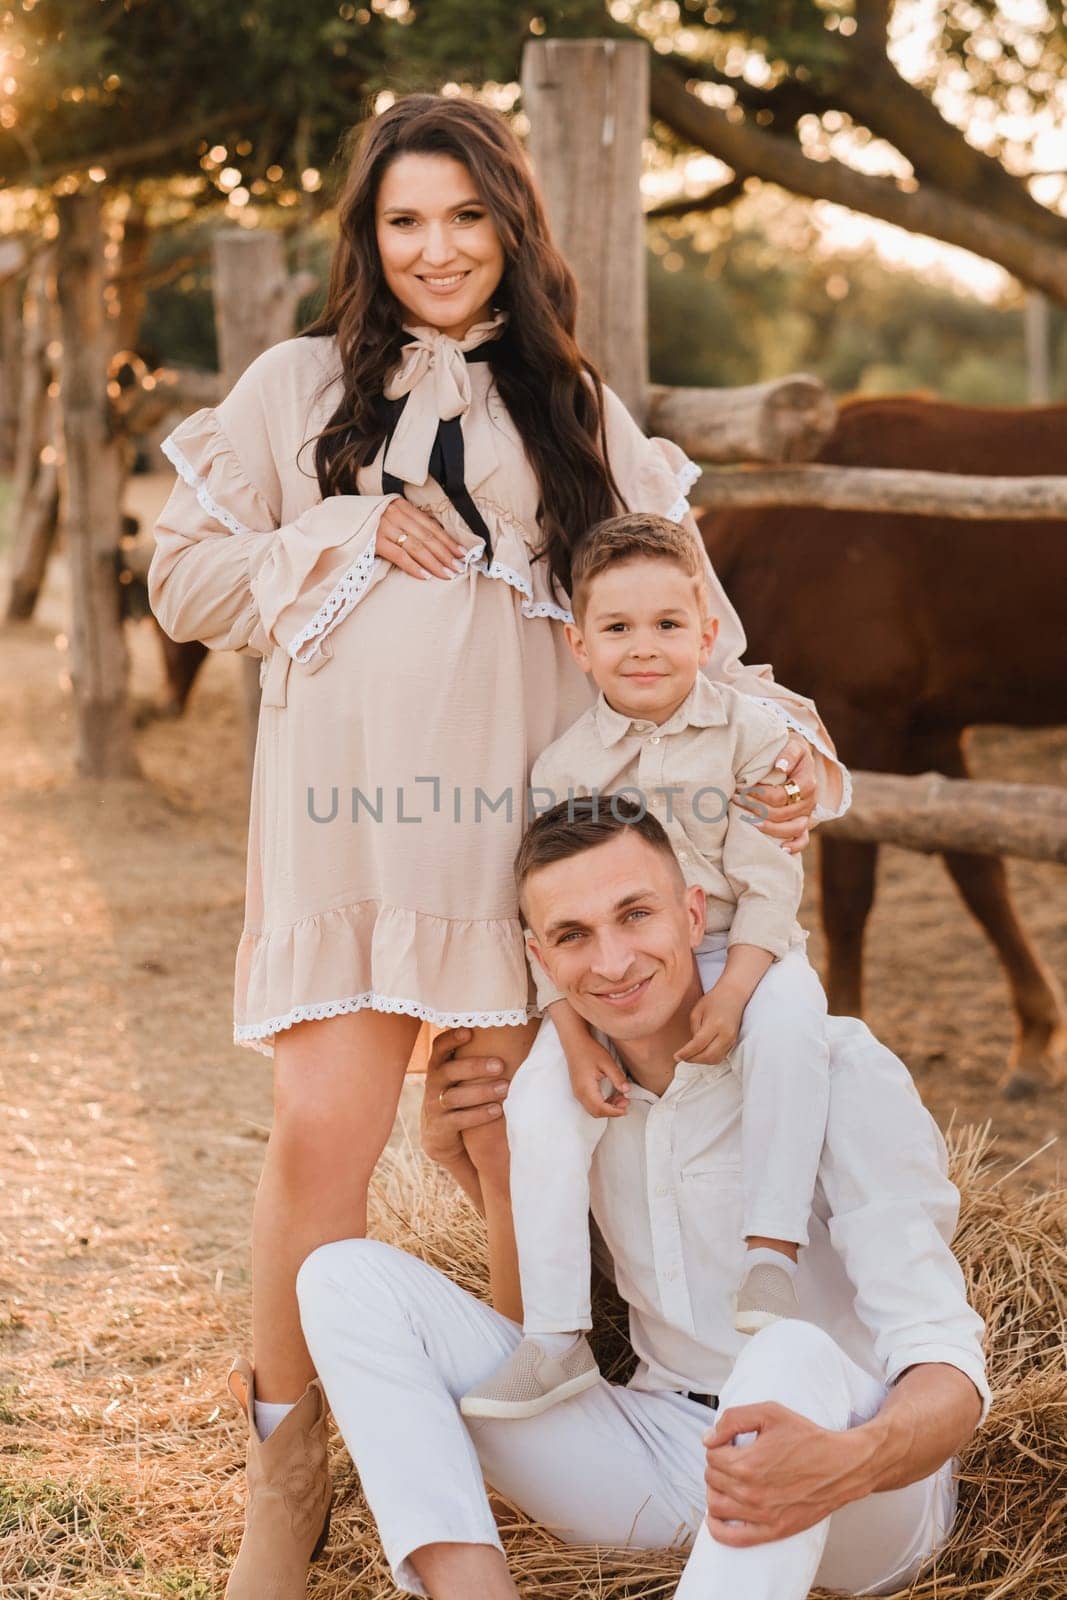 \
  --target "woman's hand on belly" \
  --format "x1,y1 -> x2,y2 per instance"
378,498 -> 470,580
